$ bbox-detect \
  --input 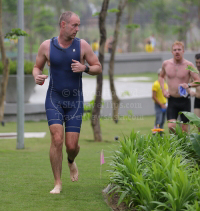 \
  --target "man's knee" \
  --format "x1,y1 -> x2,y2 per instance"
168,122 -> 176,133
66,143 -> 79,152
65,132 -> 80,152
51,133 -> 63,148
50,124 -> 64,147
